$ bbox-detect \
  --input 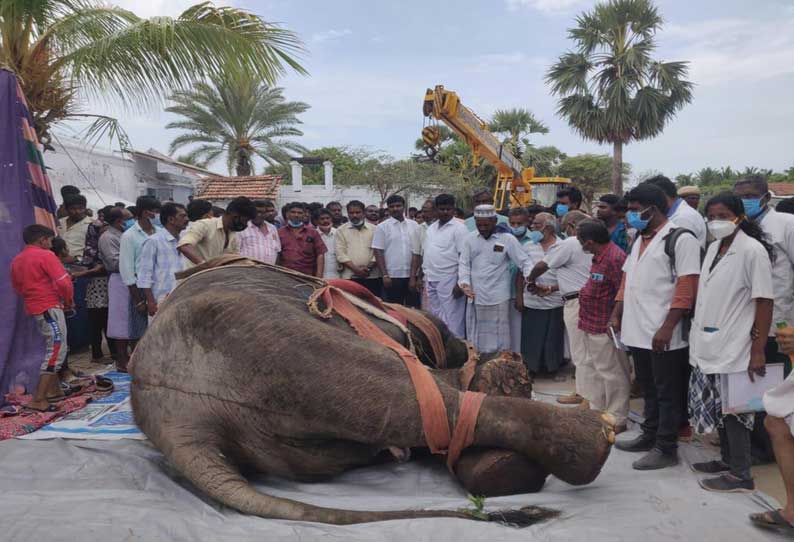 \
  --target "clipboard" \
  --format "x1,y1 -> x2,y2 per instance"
720,364 -> 784,414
